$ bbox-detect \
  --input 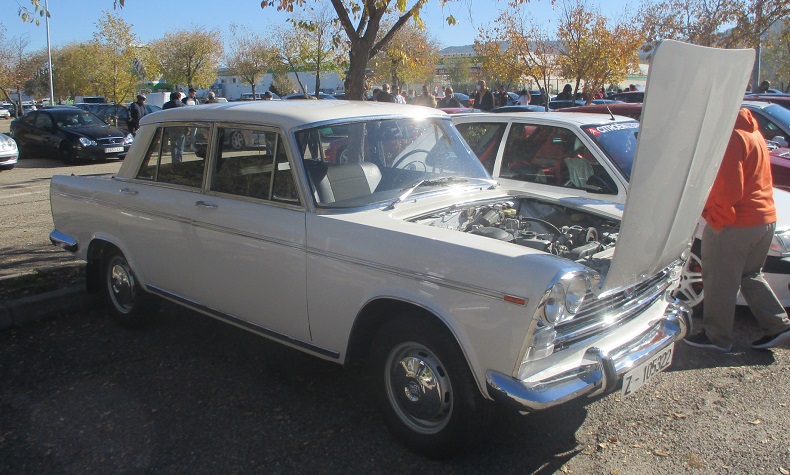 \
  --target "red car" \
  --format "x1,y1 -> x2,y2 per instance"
559,102 -> 643,120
